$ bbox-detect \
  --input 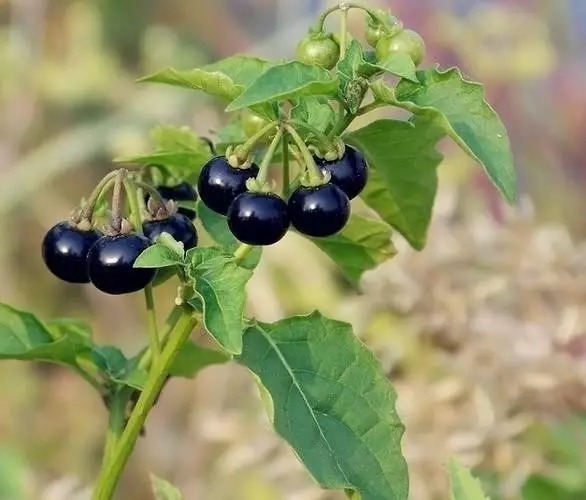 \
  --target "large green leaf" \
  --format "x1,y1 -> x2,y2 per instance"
448,458 -> 488,500
290,97 -> 337,134
0,304 -> 90,365
395,67 -> 517,203
139,55 -> 274,102
226,61 -> 338,111
197,202 -> 261,270
237,312 -> 408,500
309,214 -> 396,283
186,247 -> 252,355
346,119 -> 444,250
